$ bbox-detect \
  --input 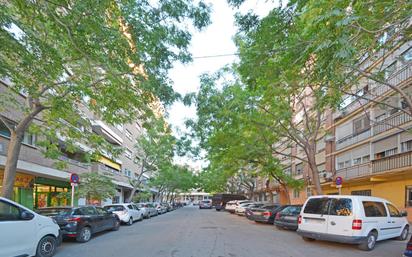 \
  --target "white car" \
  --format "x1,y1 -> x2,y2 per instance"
297,195 -> 409,251
226,200 -> 252,213
0,197 -> 61,257
235,202 -> 255,216
104,203 -> 144,225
